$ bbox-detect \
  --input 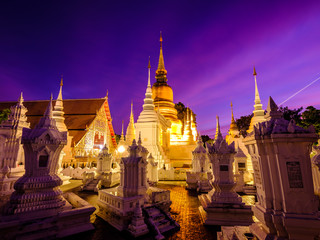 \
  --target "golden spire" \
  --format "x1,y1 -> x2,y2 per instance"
120,120 -> 124,141
156,31 -> 167,77
60,74 -> 63,86
230,101 -> 237,131
126,102 -> 136,144
130,101 -> 134,123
